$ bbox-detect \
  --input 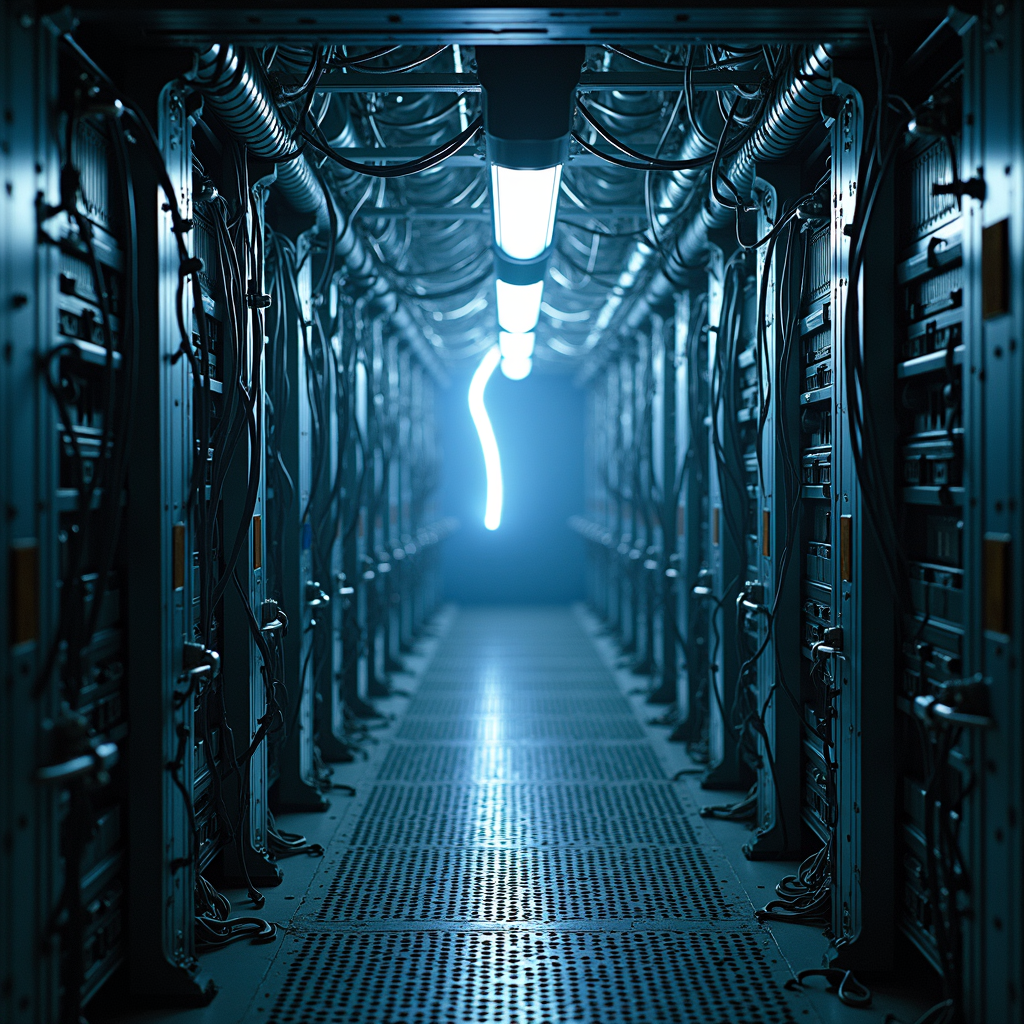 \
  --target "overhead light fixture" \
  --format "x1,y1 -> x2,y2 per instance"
501,356 -> 533,381
477,46 -> 584,331
496,280 -> 544,334
468,345 -> 503,531
477,47 -> 582,263
499,331 -> 535,361
499,331 -> 535,380
490,164 -> 562,261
